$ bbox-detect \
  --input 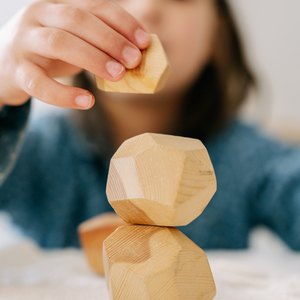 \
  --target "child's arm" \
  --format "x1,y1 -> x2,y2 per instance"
0,0 -> 150,110
0,102 -> 30,186
253,146 -> 300,250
